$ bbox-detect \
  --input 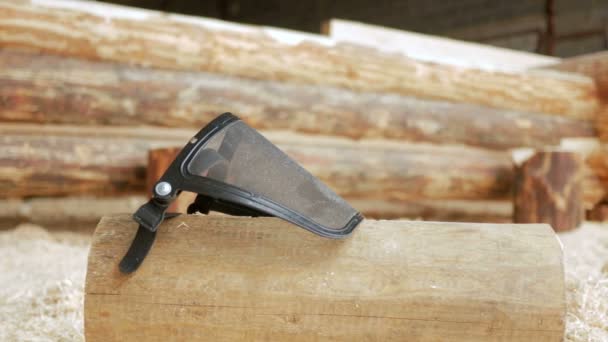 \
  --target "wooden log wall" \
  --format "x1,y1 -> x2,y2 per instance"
0,49 -> 595,150
0,0 -> 600,120
0,124 -> 514,201
0,0 -> 605,222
